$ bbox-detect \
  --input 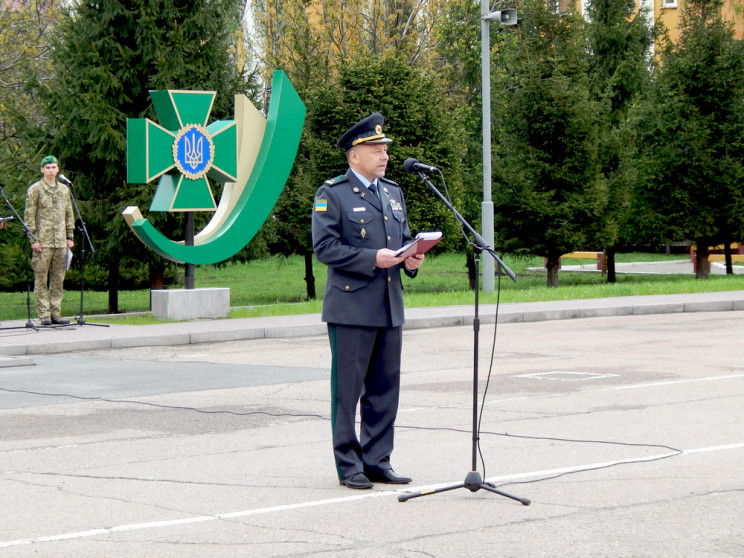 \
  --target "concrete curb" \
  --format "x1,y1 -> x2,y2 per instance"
1,291 -> 743,357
